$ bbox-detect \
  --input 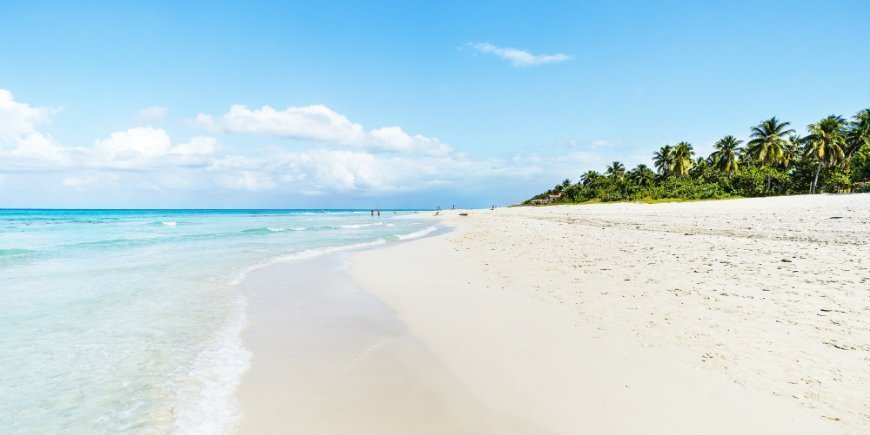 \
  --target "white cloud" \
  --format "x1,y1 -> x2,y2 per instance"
368,126 -> 452,155
0,89 -> 58,141
172,136 -> 216,157
216,171 -> 276,191
271,149 -> 393,192
207,150 -> 391,193
90,127 -> 217,169
0,100 -> 218,172
467,42 -> 571,67
0,89 -> 68,166
0,89 -> 610,205
94,126 -> 172,164
202,148 -> 547,196
196,104 -> 452,155
136,106 -> 168,124
8,129 -> 70,163
62,173 -> 119,189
